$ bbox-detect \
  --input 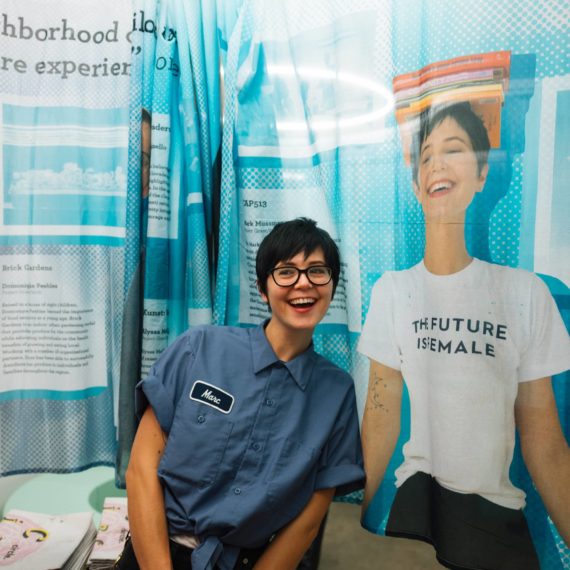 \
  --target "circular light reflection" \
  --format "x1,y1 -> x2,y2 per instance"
266,64 -> 394,133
